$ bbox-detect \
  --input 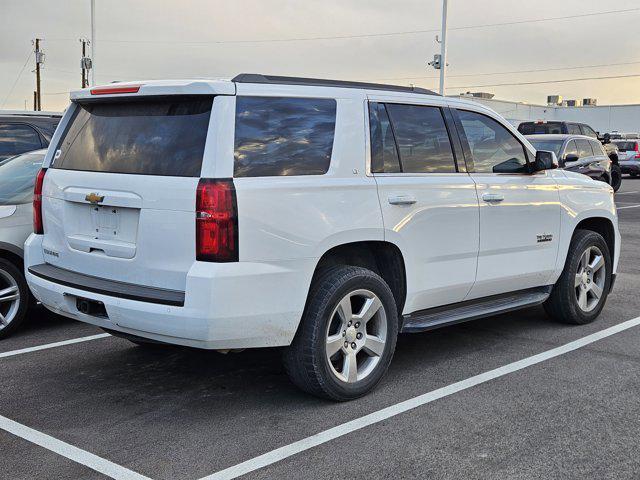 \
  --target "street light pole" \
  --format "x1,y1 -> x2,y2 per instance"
90,0 -> 96,85
439,0 -> 449,96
